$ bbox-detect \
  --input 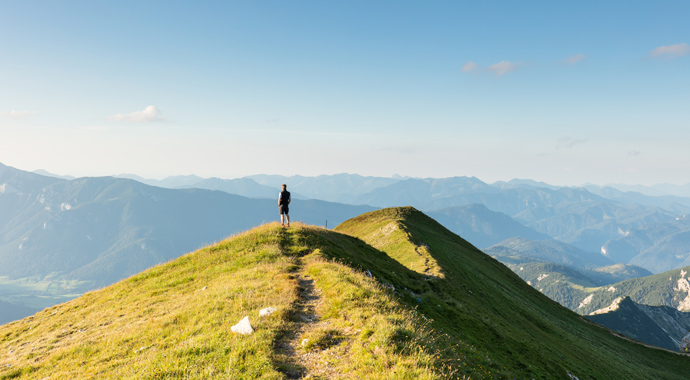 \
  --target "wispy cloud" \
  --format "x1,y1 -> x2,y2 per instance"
628,150 -> 642,157
461,61 -> 480,73
1,110 -> 37,119
649,43 -> 690,59
108,105 -> 165,123
486,61 -> 520,76
461,60 -> 522,76
557,136 -> 588,148
561,54 -> 587,65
